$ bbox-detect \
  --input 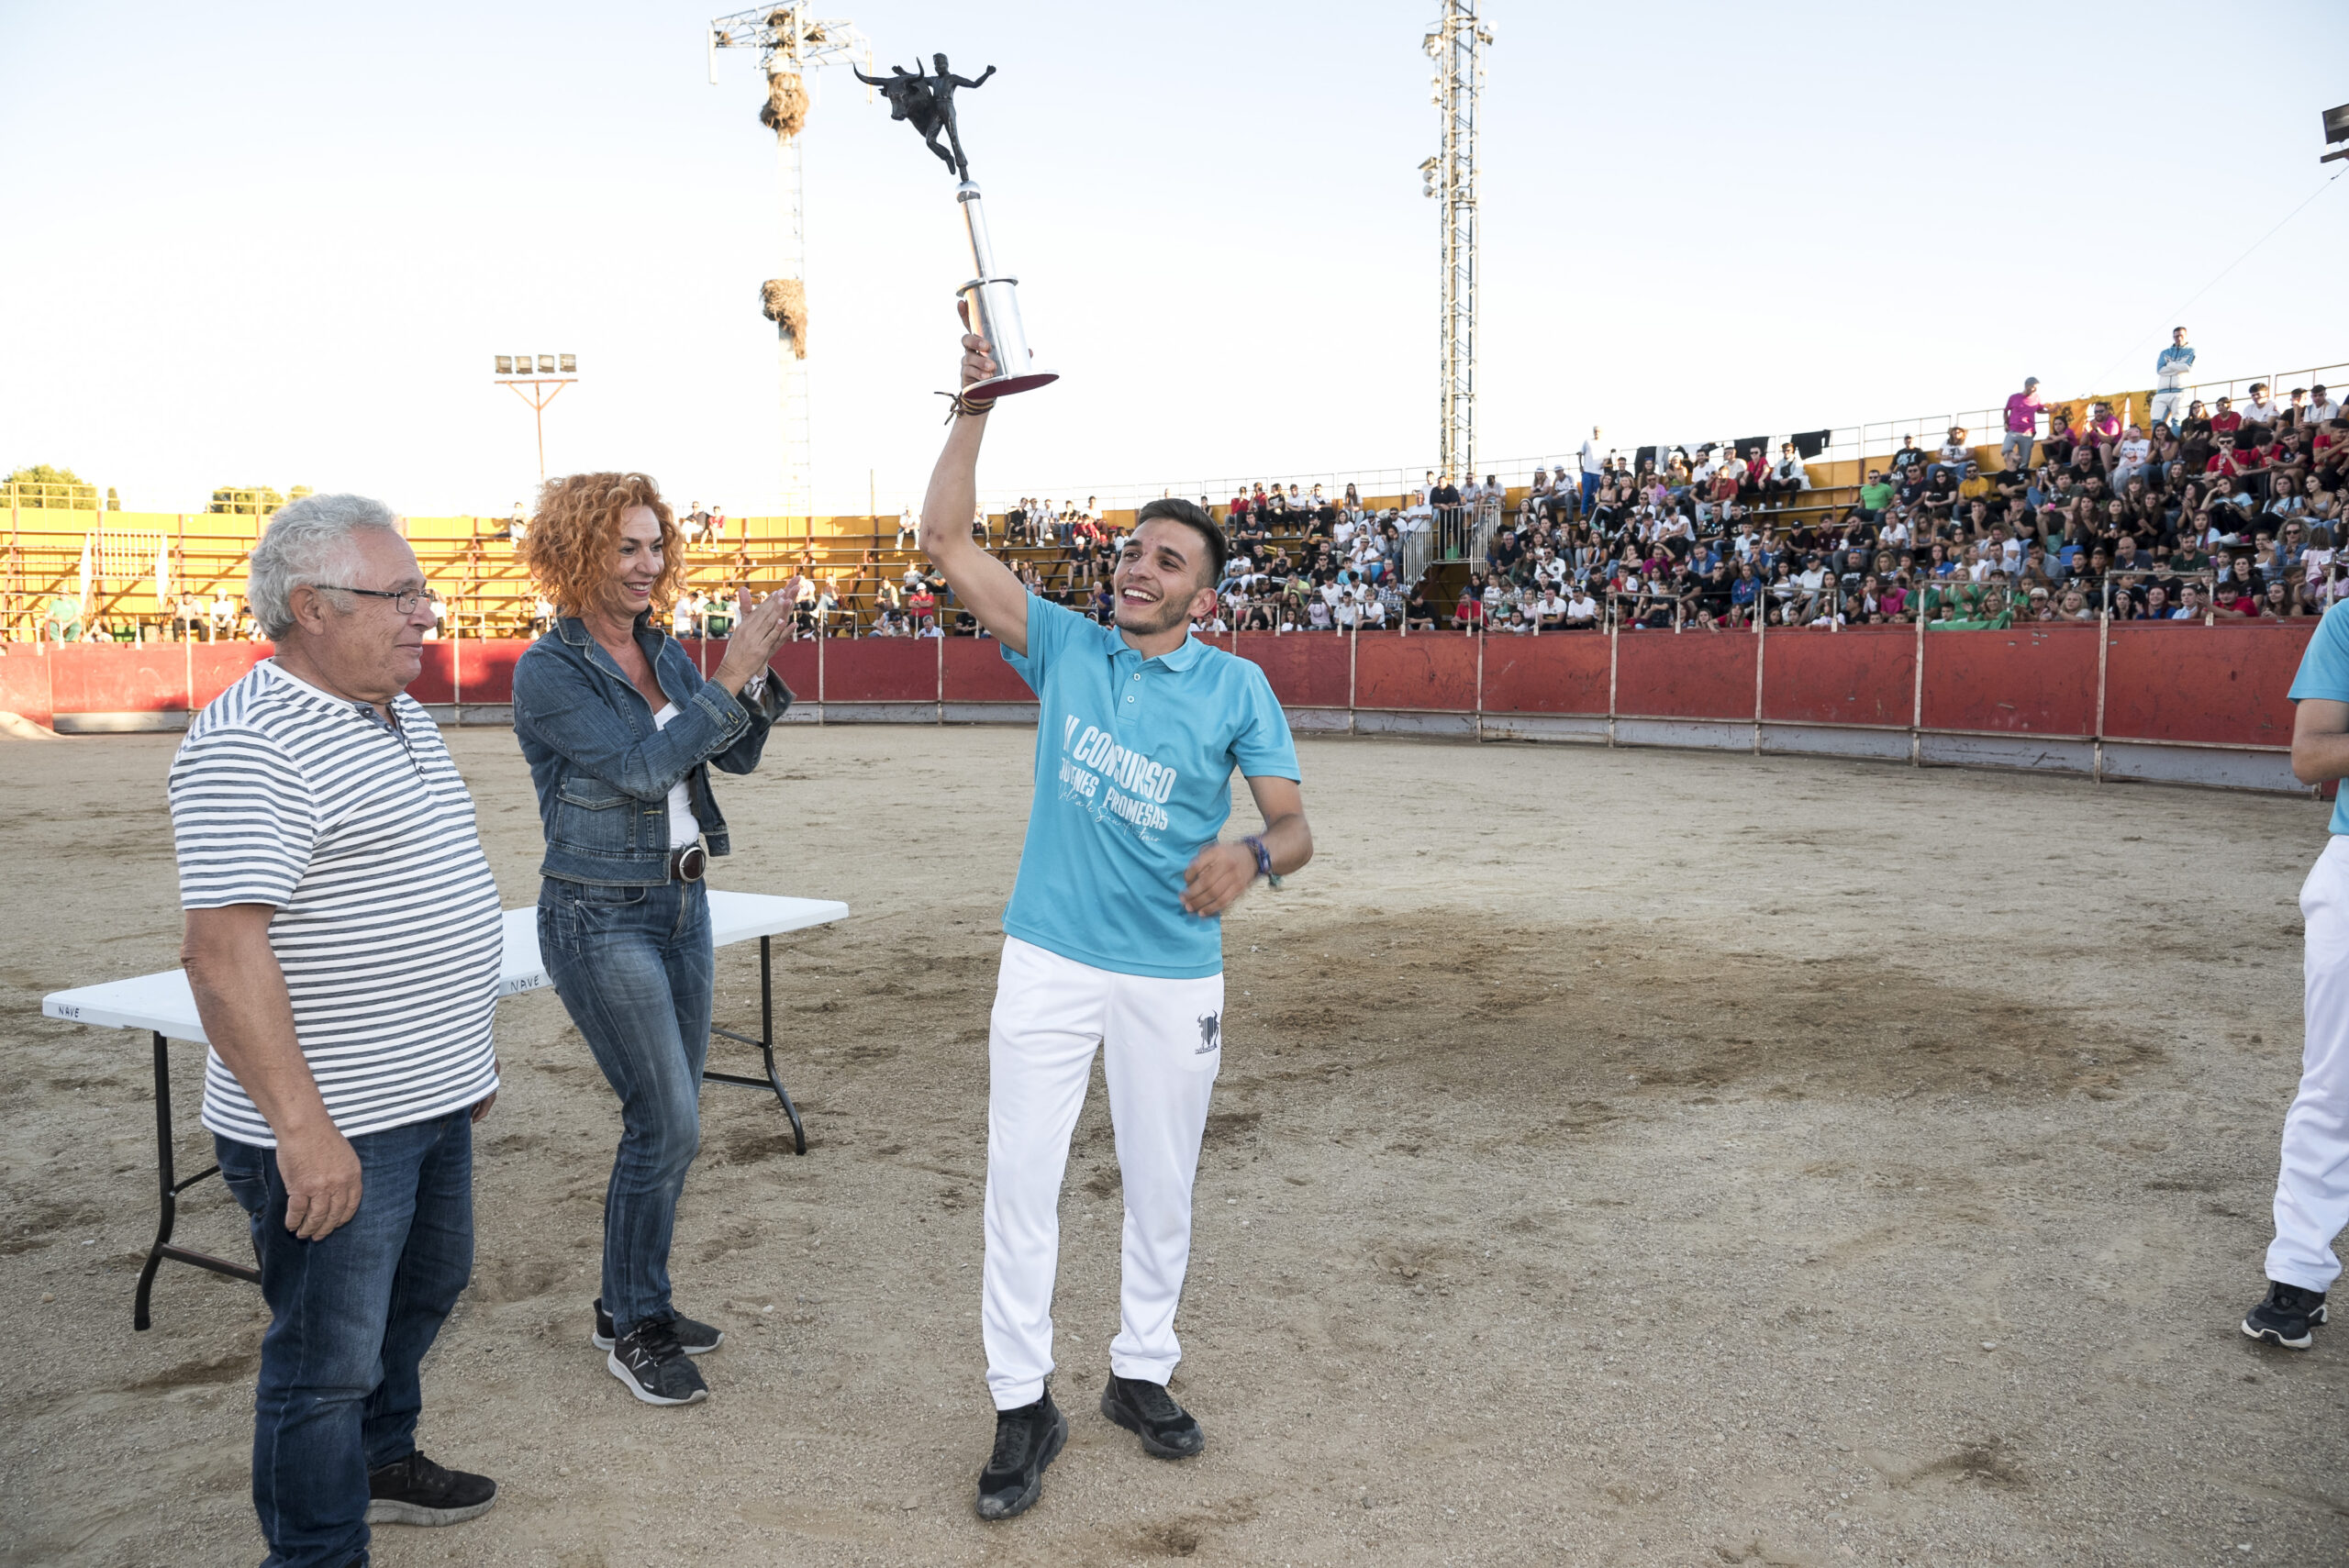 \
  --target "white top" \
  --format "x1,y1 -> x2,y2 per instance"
651,703 -> 704,850
167,660 -> 503,1146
